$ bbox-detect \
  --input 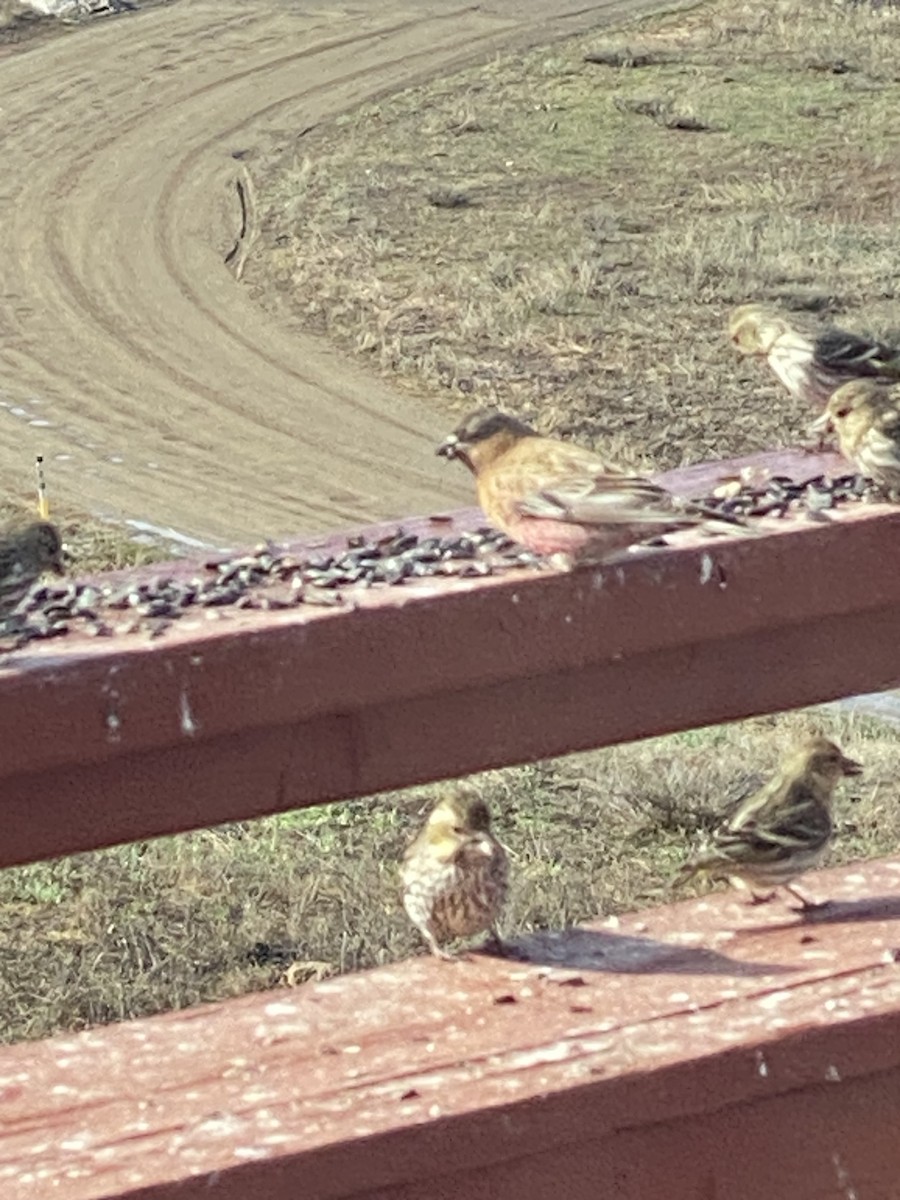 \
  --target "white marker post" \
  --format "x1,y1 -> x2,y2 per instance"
35,456 -> 49,520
